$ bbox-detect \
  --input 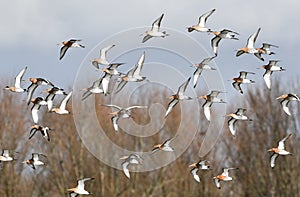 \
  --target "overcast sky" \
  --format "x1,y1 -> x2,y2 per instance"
1,0 -> 299,98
